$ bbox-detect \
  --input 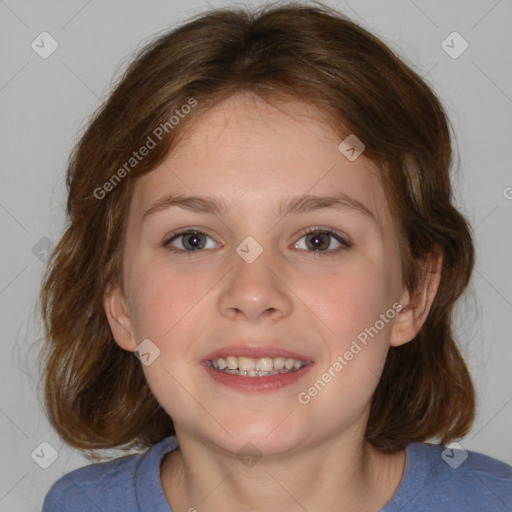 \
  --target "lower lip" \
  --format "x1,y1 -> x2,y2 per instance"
203,363 -> 313,392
